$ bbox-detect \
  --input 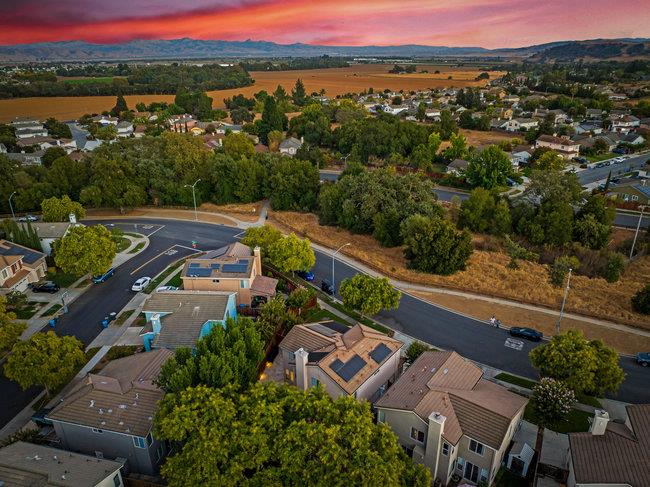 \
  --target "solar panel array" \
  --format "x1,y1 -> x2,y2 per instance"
210,263 -> 221,269
330,354 -> 367,382
221,263 -> 248,273
188,268 -> 212,277
0,241 -> 43,264
369,343 -> 391,364
189,262 -> 201,268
